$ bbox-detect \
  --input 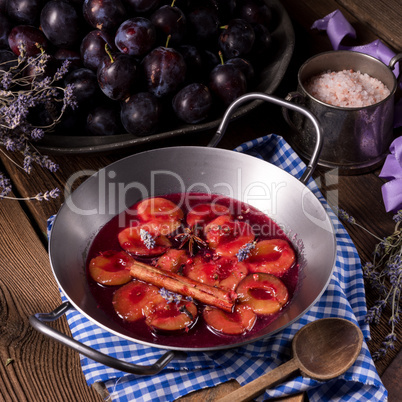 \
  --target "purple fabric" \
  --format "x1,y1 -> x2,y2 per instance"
379,137 -> 402,212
